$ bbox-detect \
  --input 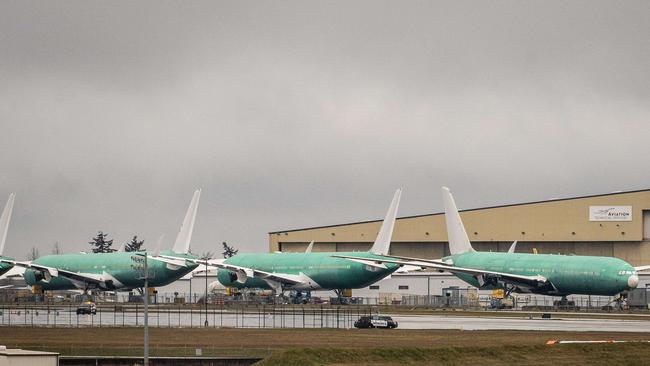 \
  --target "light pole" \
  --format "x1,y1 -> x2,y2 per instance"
200,253 -> 212,327
427,275 -> 431,306
133,252 -> 151,366
204,259 -> 209,327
